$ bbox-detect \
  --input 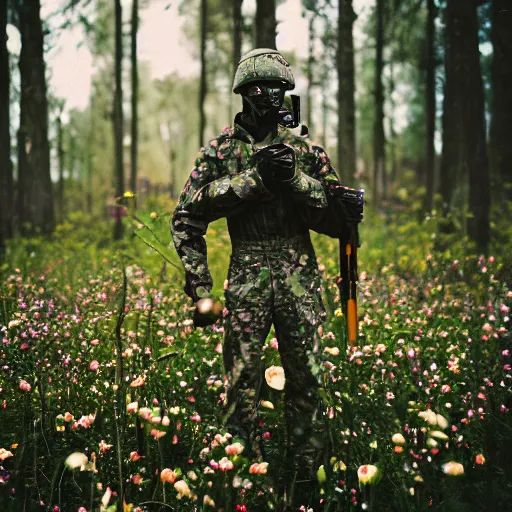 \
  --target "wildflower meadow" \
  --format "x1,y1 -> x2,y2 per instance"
0,196 -> 511,512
